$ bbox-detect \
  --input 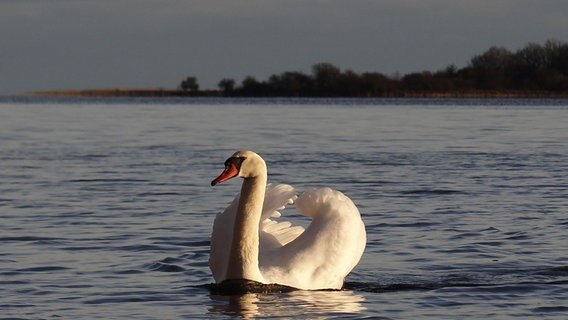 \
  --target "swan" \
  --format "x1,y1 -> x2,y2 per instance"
209,150 -> 366,290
